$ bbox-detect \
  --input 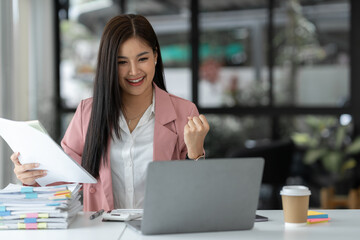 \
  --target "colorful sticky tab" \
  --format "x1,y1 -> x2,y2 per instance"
46,203 -> 61,206
18,223 -> 26,229
307,210 -> 330,224
55,190 -> 71,195
26,213 -> 38,218
21,187 -> 34,193
37,223 -> 47,229
38,213 -> 49,218
25,193 -> 38,199
308,210 -> 327,216
24,218 -> 37,223
26,223 -> 38,229
0,206 -> 6,212
0,211 -> 11,216
308,214 -> 328,219
49,195 -> 69,200
308,218 -> 331,223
